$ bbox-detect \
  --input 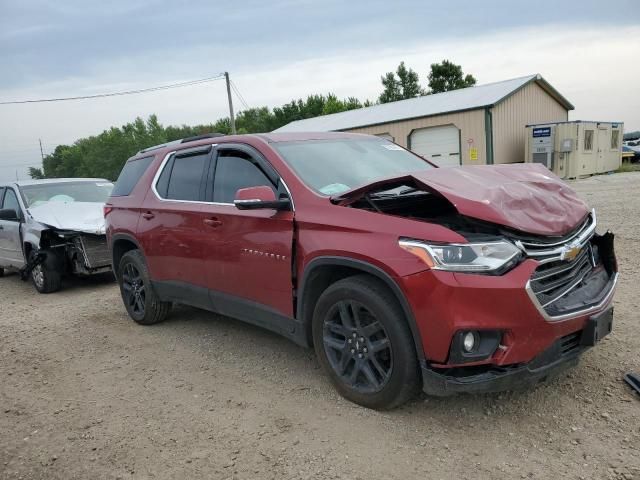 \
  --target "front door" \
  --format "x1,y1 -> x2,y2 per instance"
201,145 -> 295,317
0,187 -> 25,268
